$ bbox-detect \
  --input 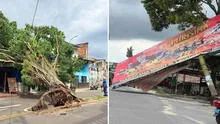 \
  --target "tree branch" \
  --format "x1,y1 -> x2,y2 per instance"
0,59 -> 15,63
53,36 -> 60,69
201,0 -> 218,15
216,0 -> 220,14
0,52 -> 14,60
